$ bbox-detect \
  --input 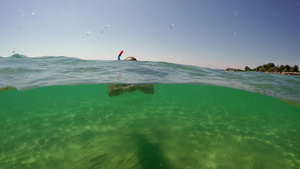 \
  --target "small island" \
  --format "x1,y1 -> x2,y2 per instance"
226,63 -> 300,75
